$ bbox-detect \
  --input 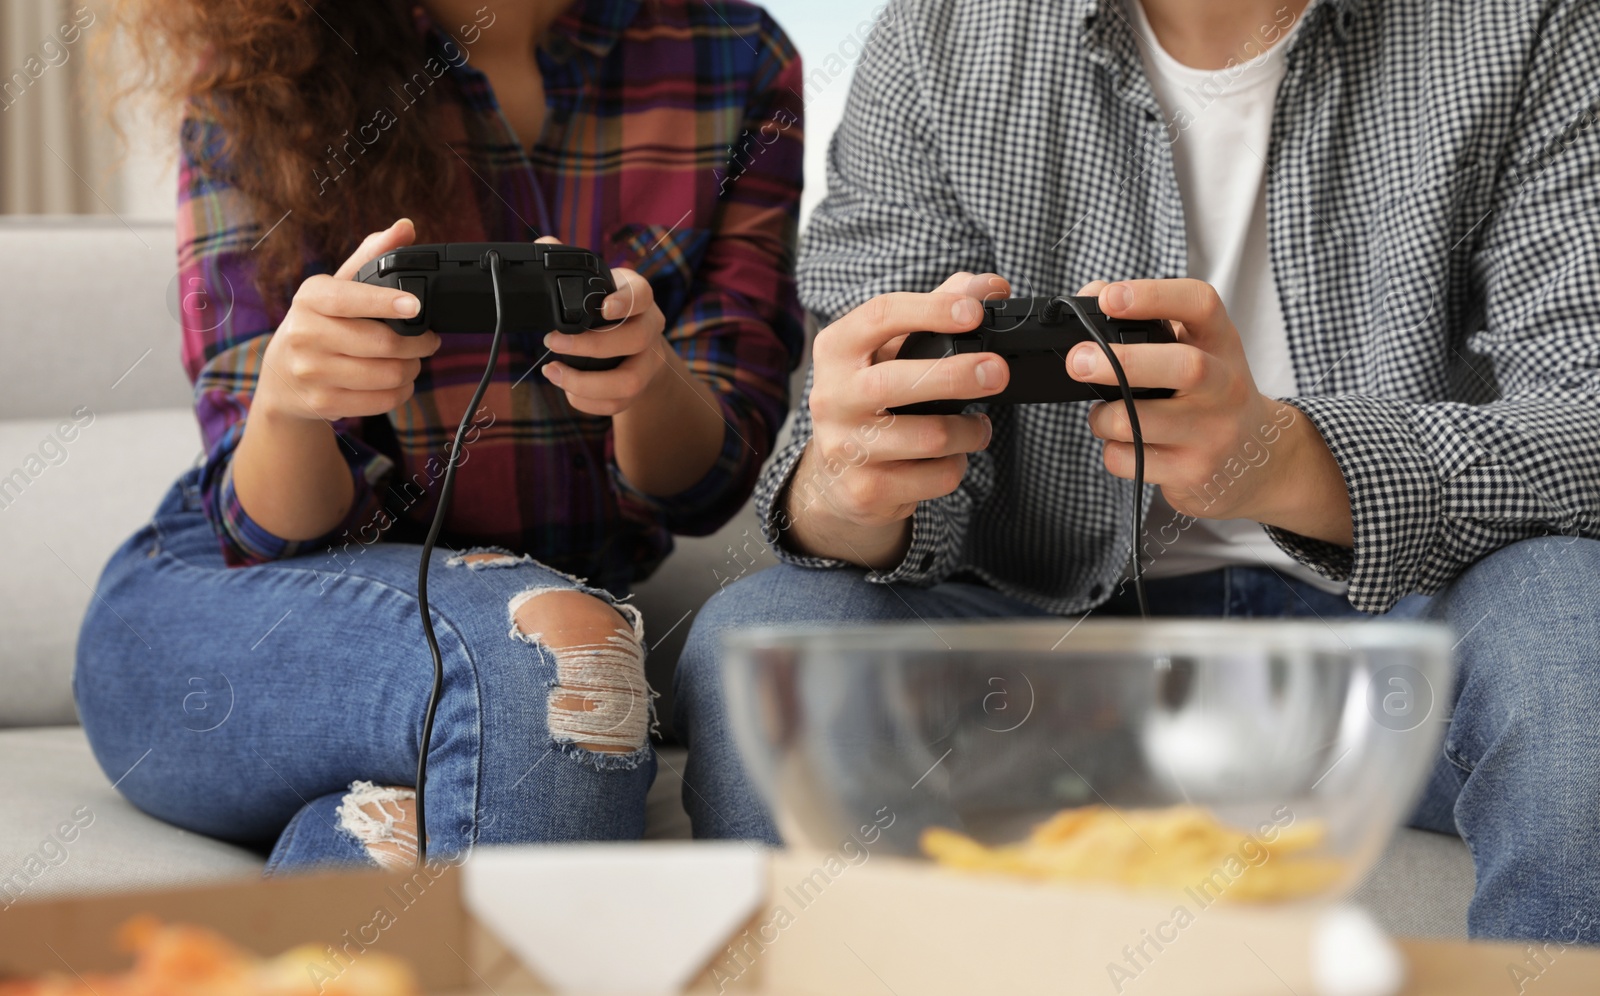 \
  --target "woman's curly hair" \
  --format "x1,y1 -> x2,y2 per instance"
98,0 -> 460,310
